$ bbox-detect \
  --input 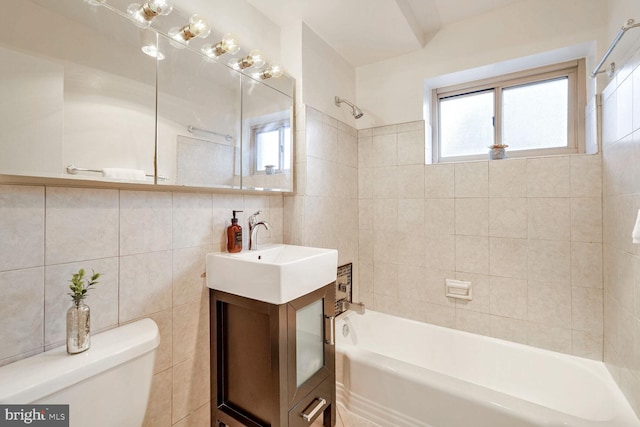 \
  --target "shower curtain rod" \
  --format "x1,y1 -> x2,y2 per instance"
591,18 -> 640,78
